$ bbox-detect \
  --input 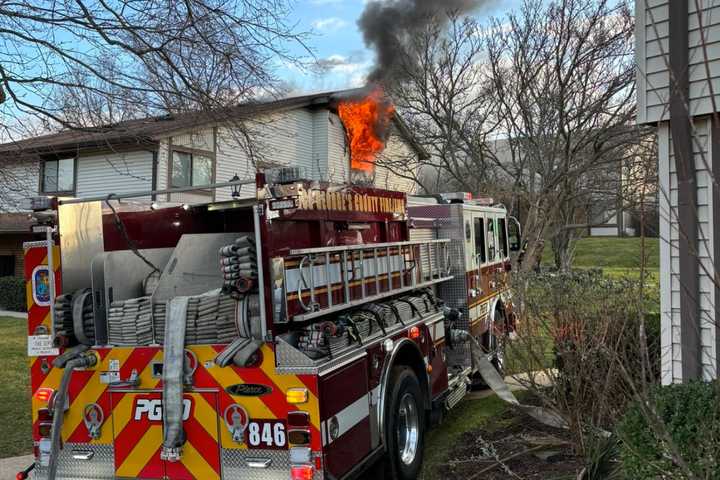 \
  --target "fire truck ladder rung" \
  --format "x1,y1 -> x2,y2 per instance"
289,240 -> 452,322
